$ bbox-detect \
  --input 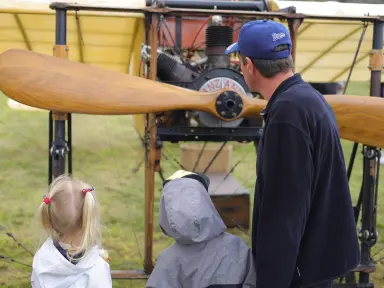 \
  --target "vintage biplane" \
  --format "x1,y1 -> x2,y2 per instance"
0,0 -> 384,286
